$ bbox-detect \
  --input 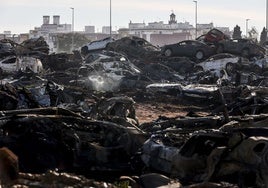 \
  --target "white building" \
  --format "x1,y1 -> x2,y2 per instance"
85,26 -> 95,33
30,15 -> 72,52
118,13 -> 195,46
102,26 -> 111,34
118,13 -> 230,46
